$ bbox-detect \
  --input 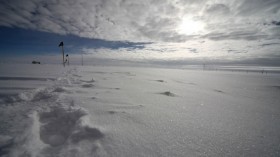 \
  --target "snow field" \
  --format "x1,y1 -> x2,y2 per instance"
0,64 -> 279,156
